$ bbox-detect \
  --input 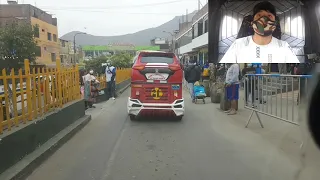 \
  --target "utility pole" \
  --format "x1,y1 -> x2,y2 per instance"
73,32 -> 86,64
